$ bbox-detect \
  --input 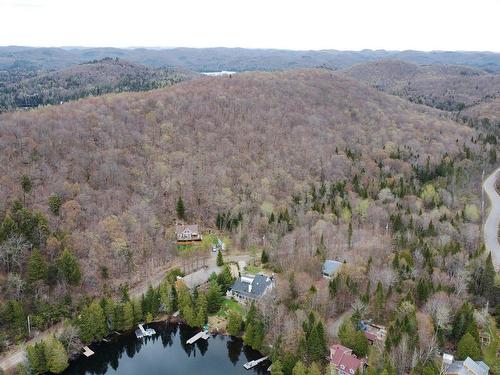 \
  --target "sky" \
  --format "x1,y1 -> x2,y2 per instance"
1,0 -> 499,51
